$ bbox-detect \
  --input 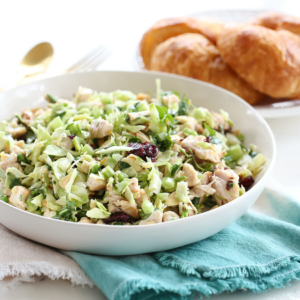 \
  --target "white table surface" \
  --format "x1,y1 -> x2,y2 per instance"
1,0 -> 300,299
